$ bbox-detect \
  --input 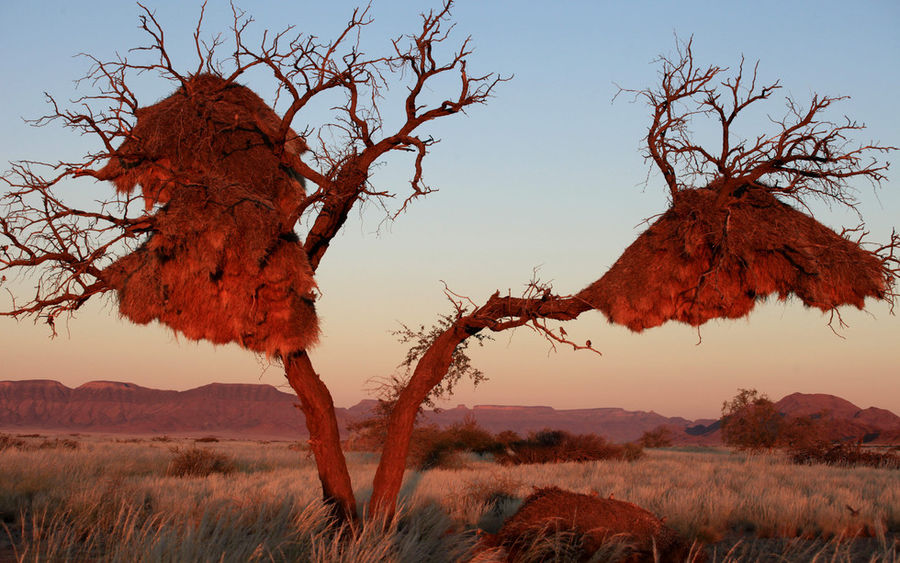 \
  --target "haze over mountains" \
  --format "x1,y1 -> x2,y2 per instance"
2,380 -> 898,444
